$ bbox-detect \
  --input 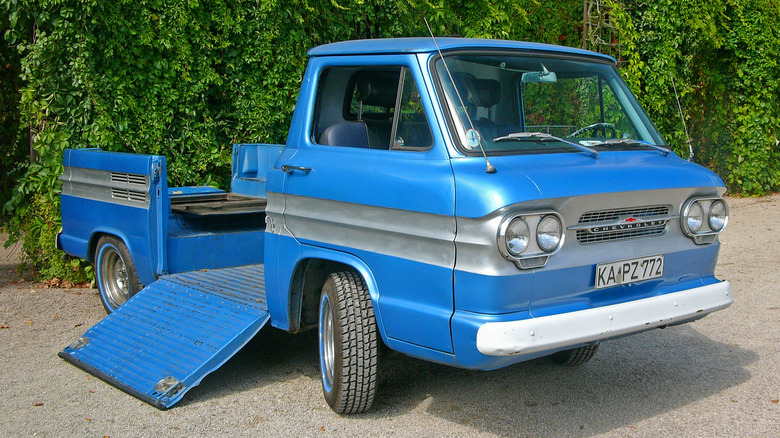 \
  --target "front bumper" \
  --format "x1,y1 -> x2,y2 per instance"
477,281 -> 732,356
